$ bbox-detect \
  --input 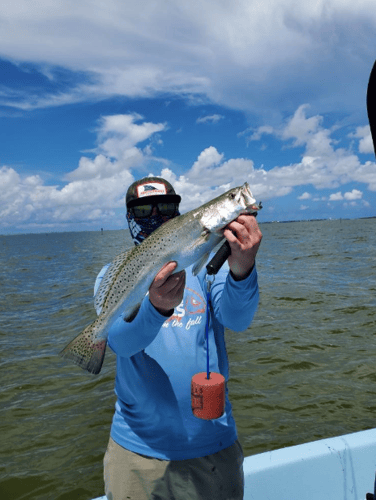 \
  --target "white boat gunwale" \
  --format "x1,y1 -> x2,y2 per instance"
92,427 -> 376,500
